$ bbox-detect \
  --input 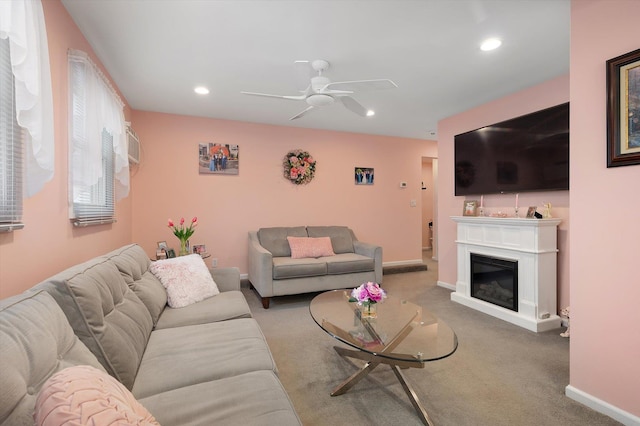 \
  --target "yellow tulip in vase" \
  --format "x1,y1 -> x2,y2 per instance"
168,216 -> 198,256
